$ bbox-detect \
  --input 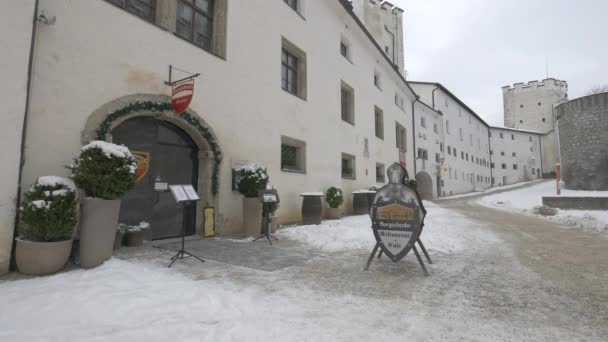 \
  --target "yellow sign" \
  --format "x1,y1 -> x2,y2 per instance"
203,207 -> 215,237
377,203 -> 414,221
131,150 -> 150,183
